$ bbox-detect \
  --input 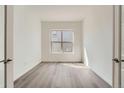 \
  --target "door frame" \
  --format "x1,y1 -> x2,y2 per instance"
2,5 -> 123,88
4,5 -> 14,88
113,5 -> 122,88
